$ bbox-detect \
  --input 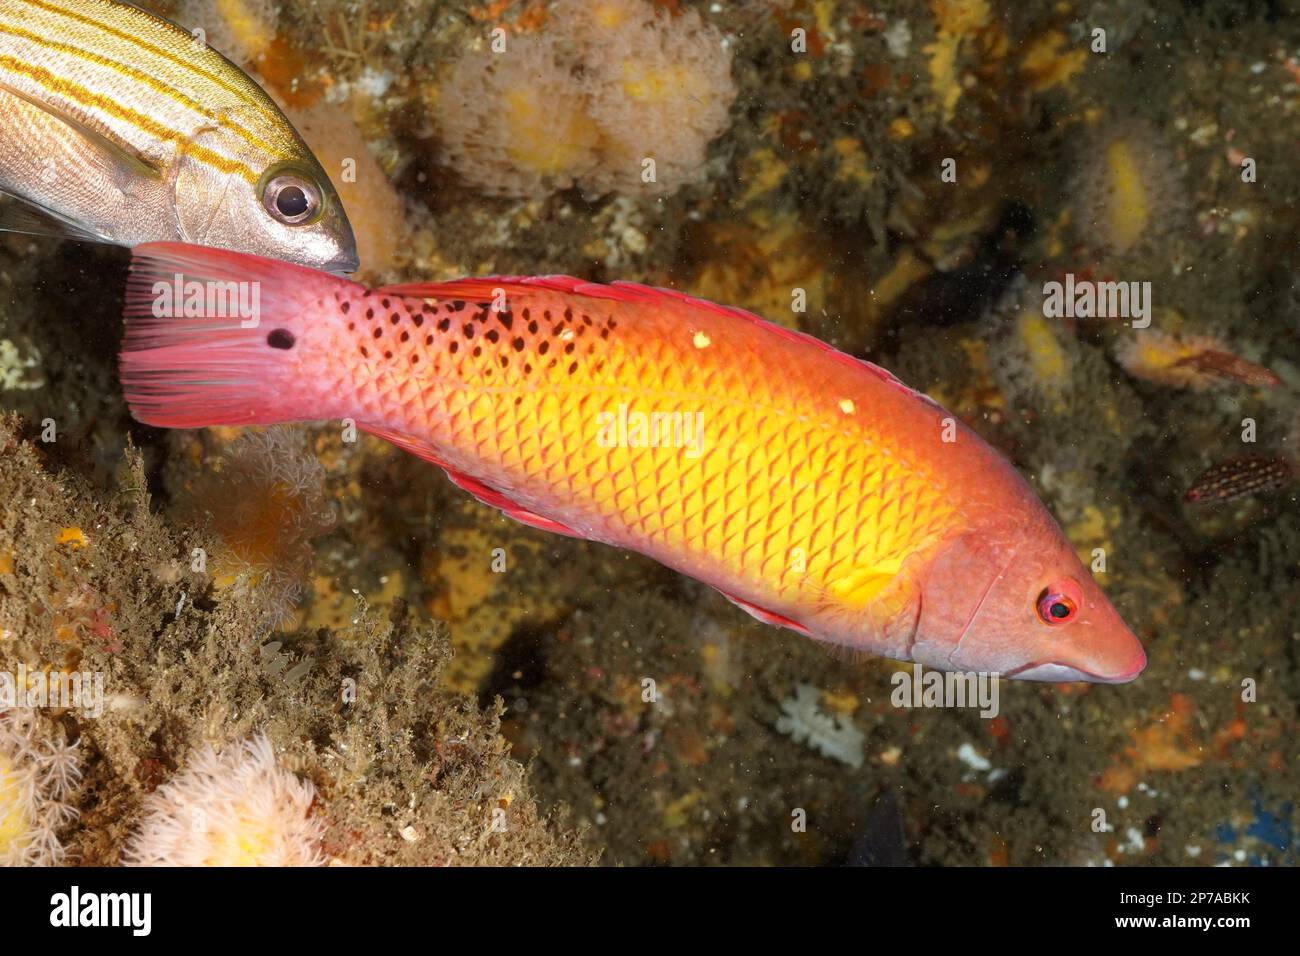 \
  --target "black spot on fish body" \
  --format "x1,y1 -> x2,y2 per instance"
497,310 -> 513,331
267,329 -> 295,349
